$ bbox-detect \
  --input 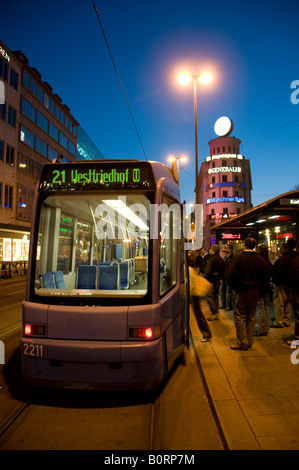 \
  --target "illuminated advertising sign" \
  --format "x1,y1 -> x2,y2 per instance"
206,196 -> 245,204
0,46 -> 10,62
220,233 -> 241,240
208,167 -> 241,174
206,153 -> 244,161
40,162 -> 156,190
280,198 -> 299,206
276,233 -> 294,239
209,213 -> 238,219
